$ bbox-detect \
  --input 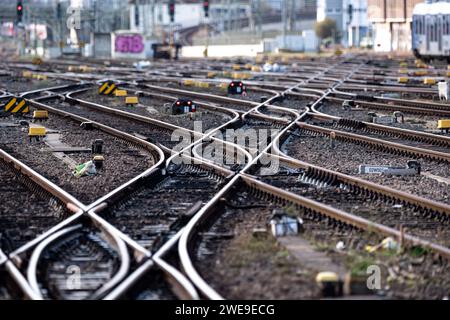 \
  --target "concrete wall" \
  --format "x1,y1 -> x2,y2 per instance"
93,33 -> 112,58
111,31 -> 146,59
182,44 -> 263,58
